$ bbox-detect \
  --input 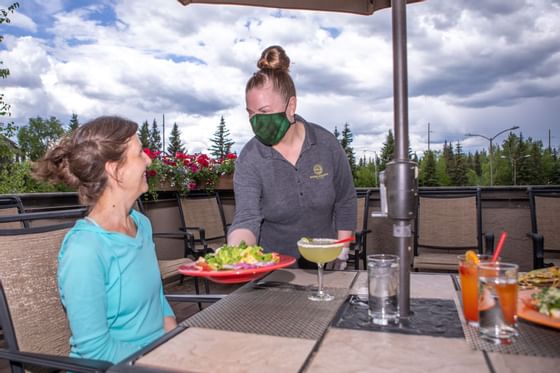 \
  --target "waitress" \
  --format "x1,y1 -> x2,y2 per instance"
227,45 -> 357,269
